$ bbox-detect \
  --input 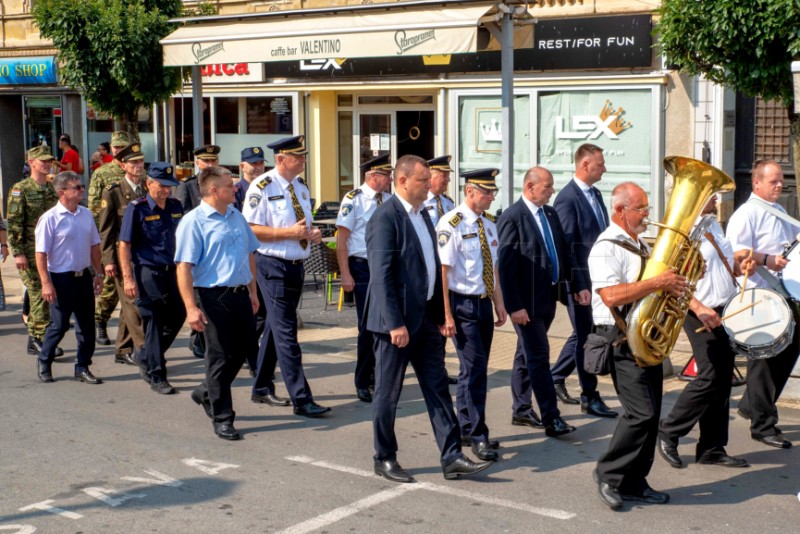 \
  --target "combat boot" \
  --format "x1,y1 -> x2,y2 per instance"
27,337 -> 63,357
96,321 -> 111,345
